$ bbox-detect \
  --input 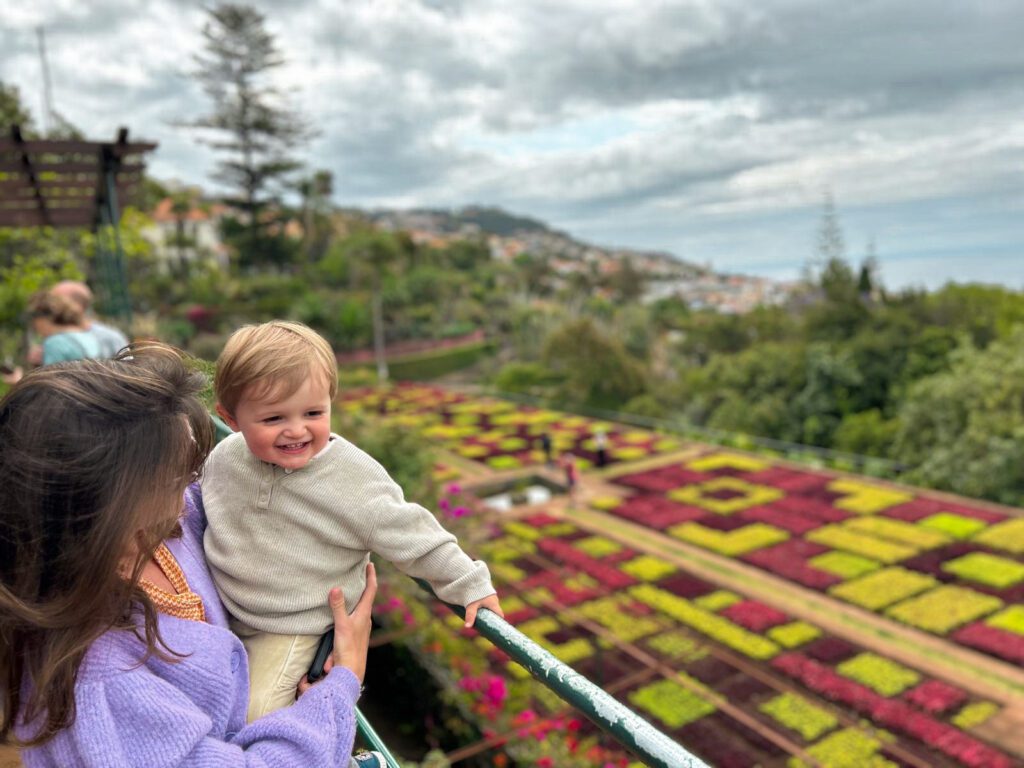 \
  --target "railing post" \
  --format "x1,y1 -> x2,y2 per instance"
355,707 -> 403,768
